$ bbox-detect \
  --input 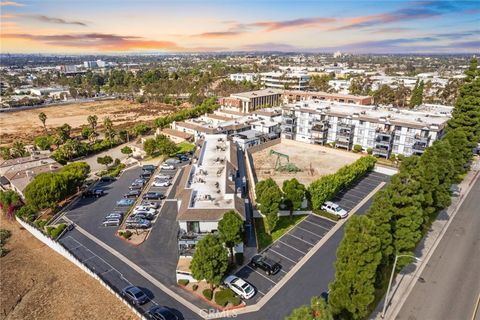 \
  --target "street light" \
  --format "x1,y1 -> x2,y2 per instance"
381,254 -> 422,318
